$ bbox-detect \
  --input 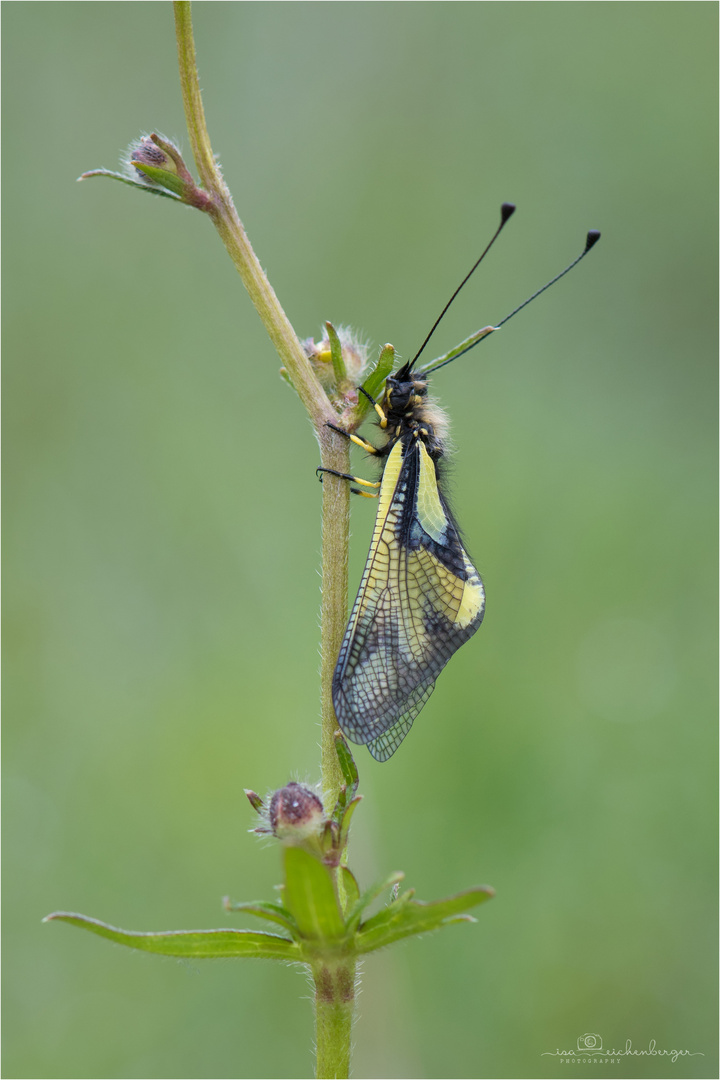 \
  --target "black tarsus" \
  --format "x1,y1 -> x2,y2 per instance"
358,385 -> 378,407
326,421 -> 351,439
